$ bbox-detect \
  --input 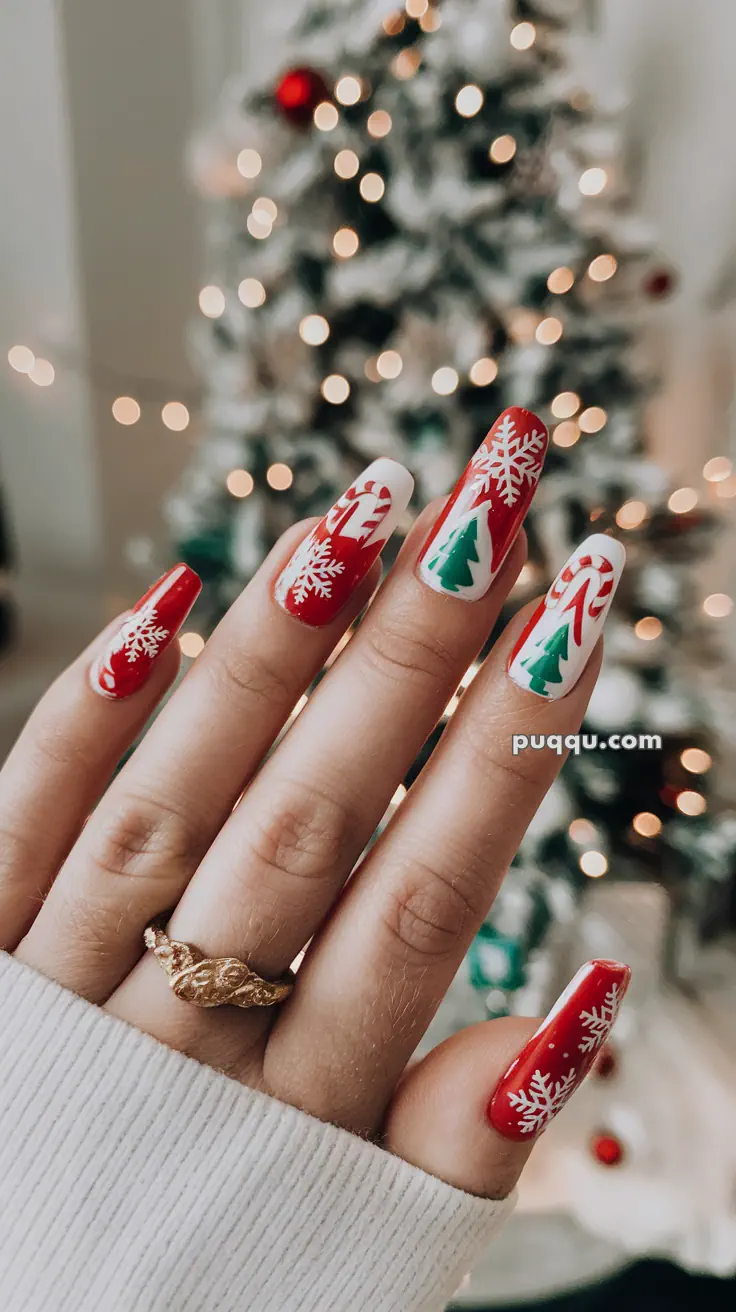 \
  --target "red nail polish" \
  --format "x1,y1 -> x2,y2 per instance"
417,407 -> 548,602
90,563 -> 201,700
487,959 -> 631,1141
274,459 -> 414,627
